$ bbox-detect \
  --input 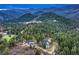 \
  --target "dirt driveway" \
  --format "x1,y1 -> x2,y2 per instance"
9,42 -> 36,55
